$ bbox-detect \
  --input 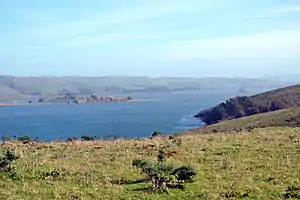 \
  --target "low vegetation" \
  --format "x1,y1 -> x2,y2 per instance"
17,135 -> 32,144
152,130 -> 162,138
0,127 -> 299,199
195,84 -> 300,125
132,150 -> 196,193
0,149 -> 19,172
81,136 -> 96,141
